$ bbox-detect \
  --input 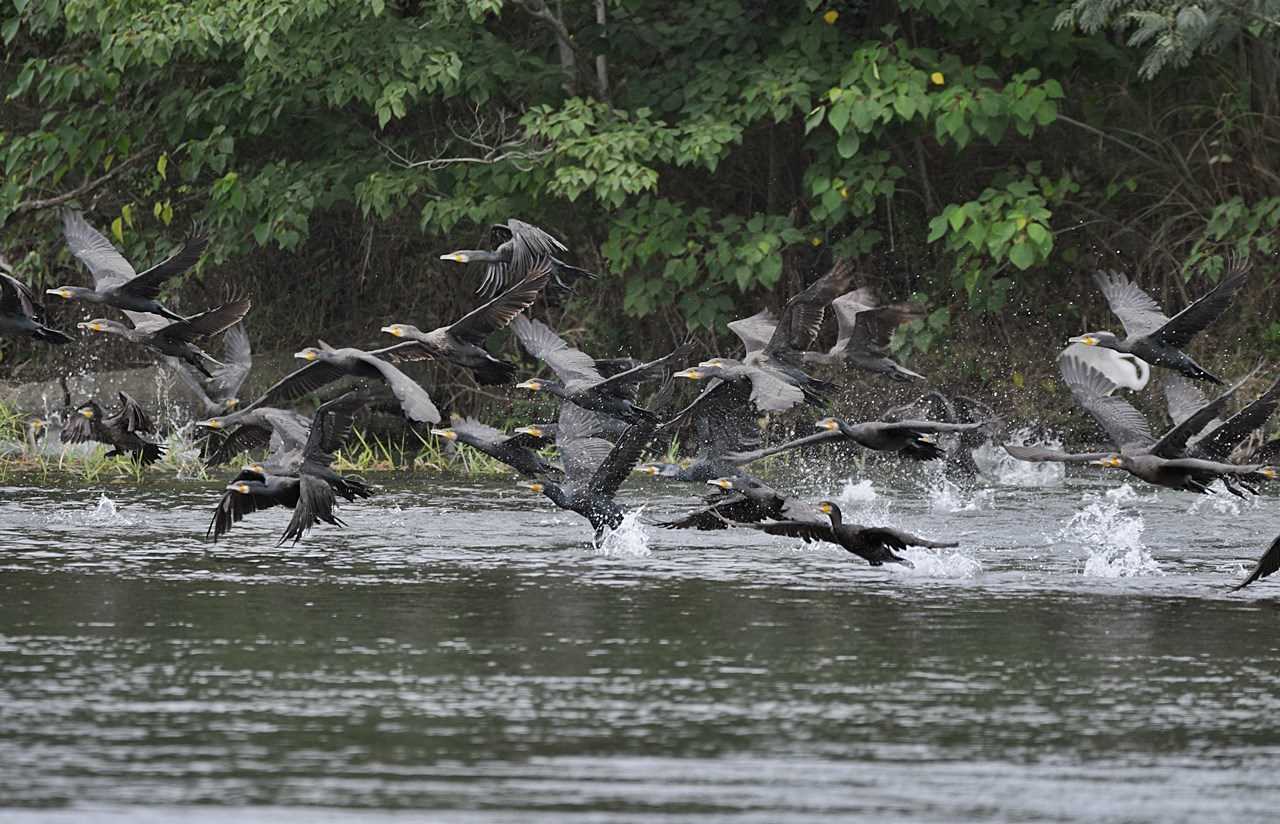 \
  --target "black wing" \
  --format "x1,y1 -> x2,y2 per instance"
764,258 -> 856,360
1003,444 -> 1112,463
587,420 -> 658,500
117,227 -> 209,300
278,474 -> 343,545
725,429 -> 845,465
161,299 -> 252,342
1149,369 -> 1254,458
1151,258 -> 1250,349
204,424 -> 272,468
240,360 -> 348,413
206,470 -> 296,542
1198,374 -> 1280,461
1235,531 -> 1280,591
449,263 -> 552,344
301,392 -> 366,469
